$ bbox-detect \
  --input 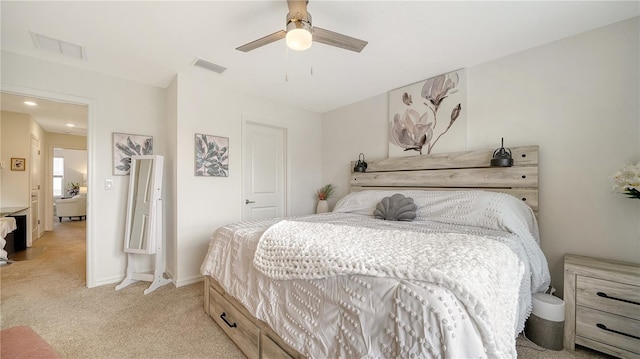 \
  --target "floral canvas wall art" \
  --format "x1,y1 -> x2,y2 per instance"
113,133 -> 153,175
195,134 -> 229,177
388,69 -> 466,157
